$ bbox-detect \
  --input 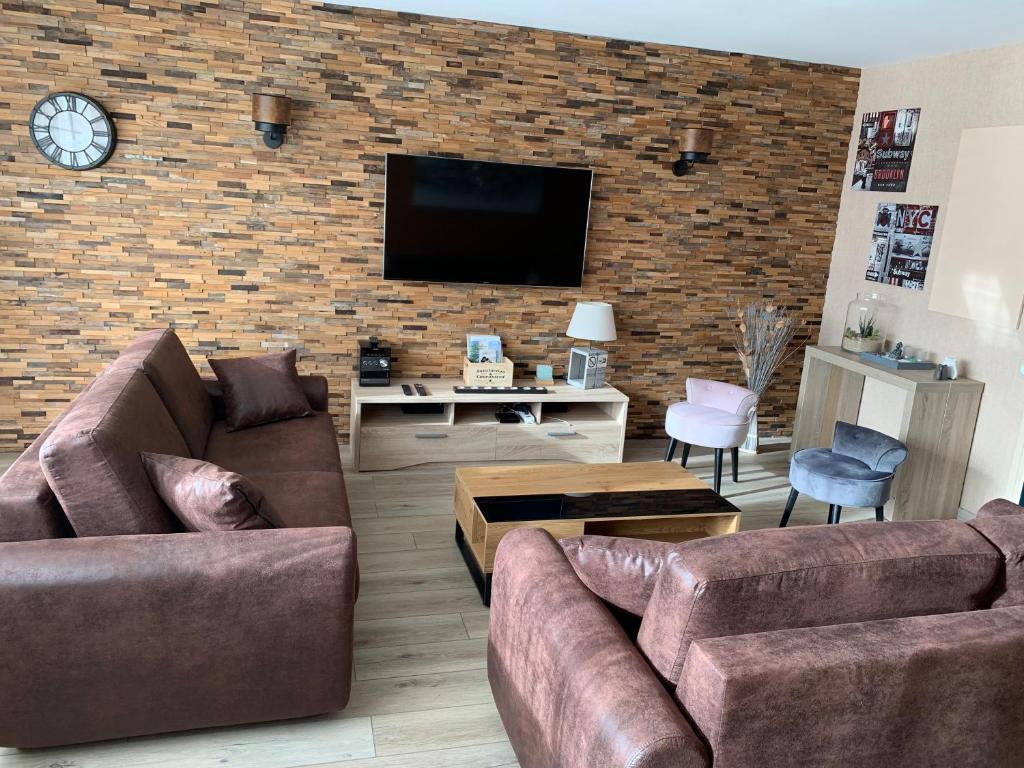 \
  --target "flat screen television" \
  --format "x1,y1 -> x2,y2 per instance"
383,154 -> 593,287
